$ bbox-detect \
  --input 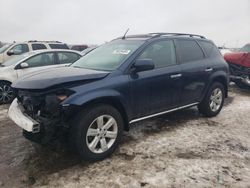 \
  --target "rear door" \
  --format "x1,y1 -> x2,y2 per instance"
175,39 -> 213,105
129,39 -> 182,118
